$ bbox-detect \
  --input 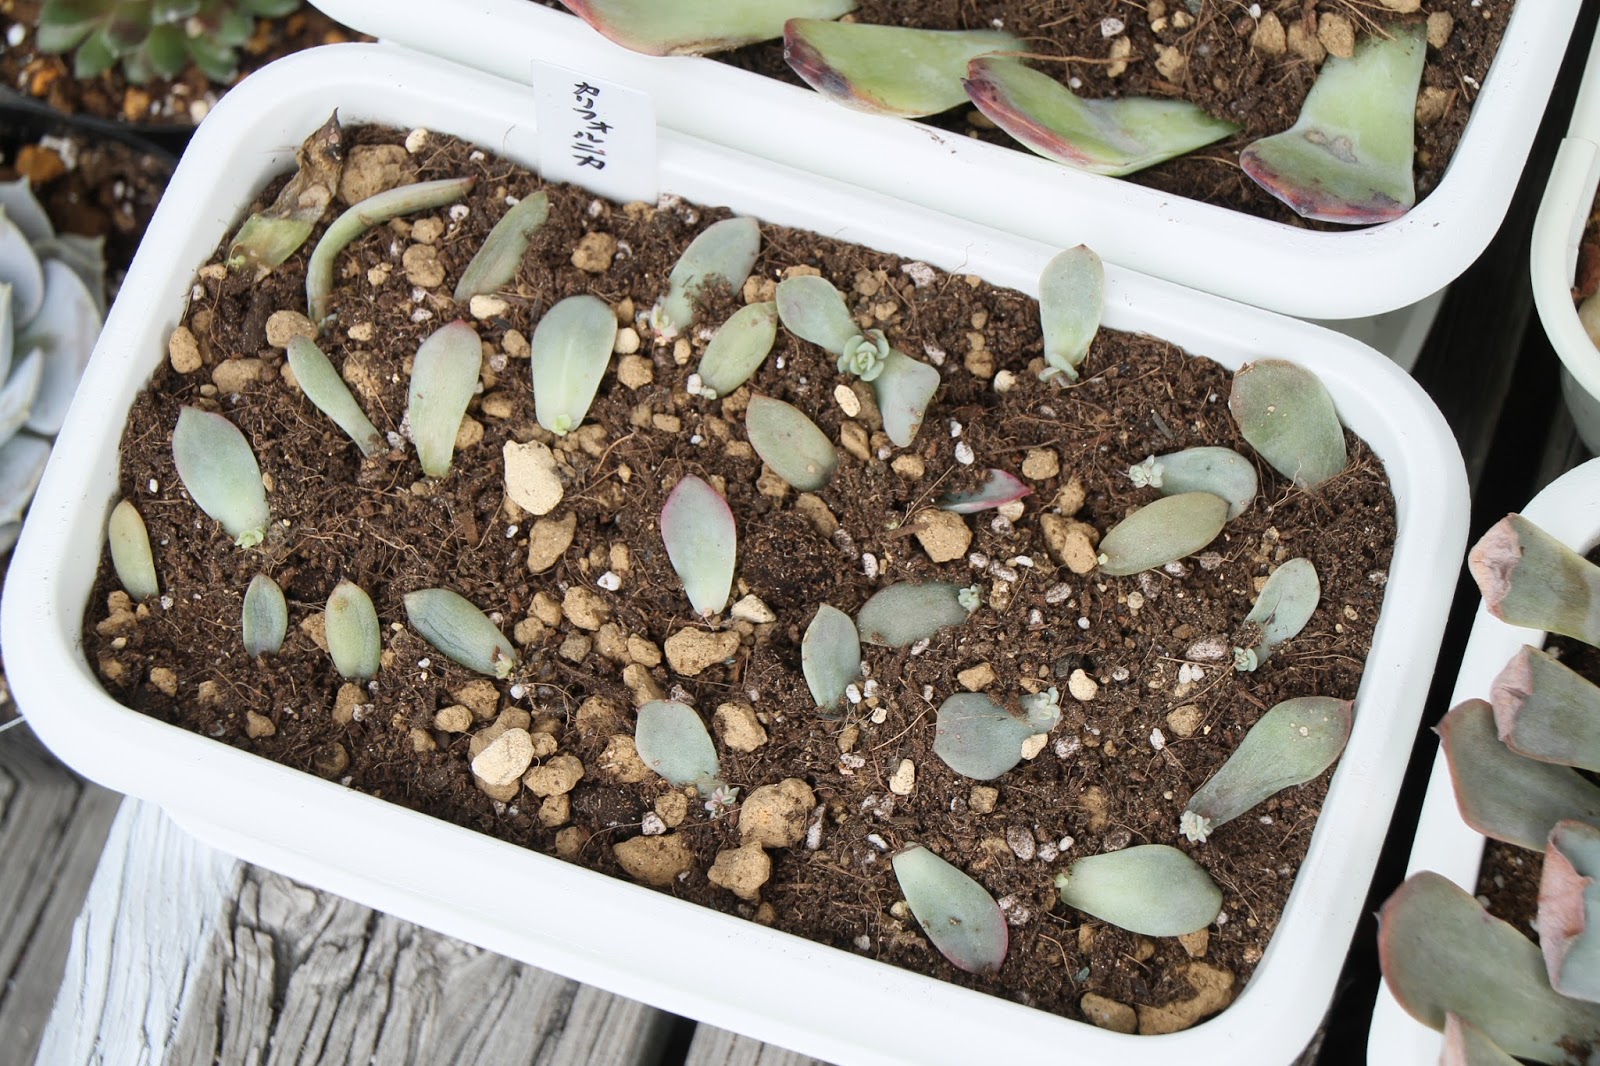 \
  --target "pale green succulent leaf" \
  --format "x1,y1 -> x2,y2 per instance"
326,580 -> 381,681
19,259 -> 101,435
1235,557 -> 1320,670
1097,492 -> 1228,576
1491,647 -> 1600,771
1228,359 -> 1347,489
774,274 -> 857,356
1543,820 -> 1600,1003
785,20 -> 1021,118
454,191 -> 550,303
1441,1014 -> 1523,1066
660,475 -> 736,617
1469,515 -> 1600,647
0,348 -> 45,444
745,394 -> 838,492
857,581 -> 970,647
36,233 -> 109,316
0,286 -> 12,383
107,498 -> 158,602
1142,446 -> 1257,520
892,844 -> 1008,975
0,434 -> 50,527
0,210 -> 45,325
171,406 -> 269,547
635,700 -> 721,789
697,301 -> 778,397
404,587 -> 518,678
652,217 -> 760,338
872,348 -> 938,448
1037,245 -> 1102,380
242,573 -> 287,658
530,294 -> 616,437
934,688 -> 1059,781
801,604 -> 861,711
407,321 -> 482,477
0,180 -> 55,244
1055,845 -> 1222,936
286,336 -> 384,457
560,0 -> 855,56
